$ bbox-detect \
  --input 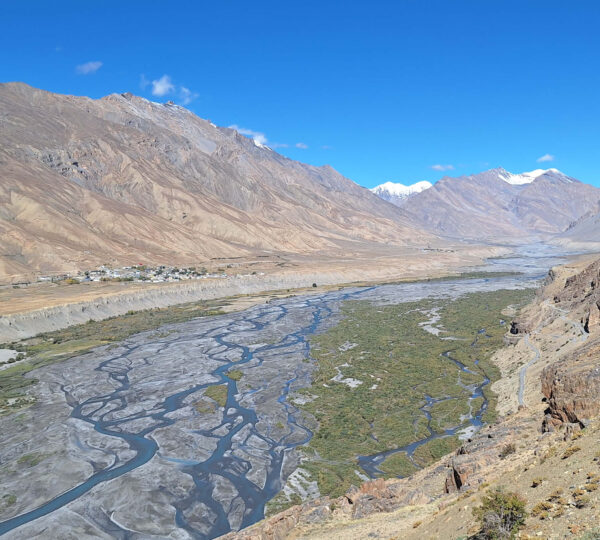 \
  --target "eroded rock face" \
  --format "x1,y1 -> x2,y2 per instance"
221,479 -> 431,539
347,479 -> 430,519
554,259 -> 600,336
444,422 -> 529,493
554,259 -> 600,305
584,301 -> 600,335
541,341 -> 600,430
